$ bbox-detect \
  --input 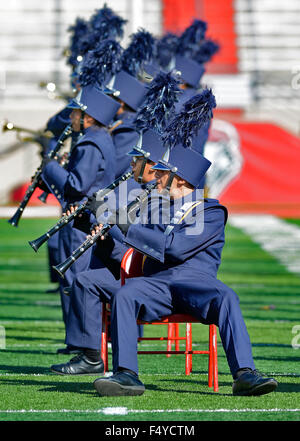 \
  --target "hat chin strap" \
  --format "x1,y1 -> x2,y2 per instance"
165,171 -> 176,192
80,110 -> 85,136
137,157 -> 148,184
